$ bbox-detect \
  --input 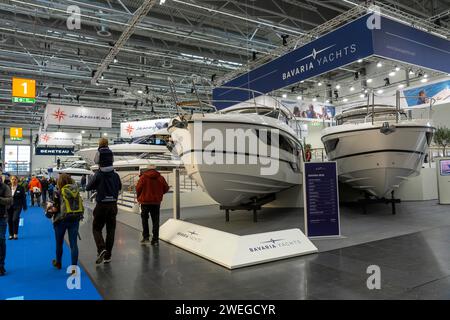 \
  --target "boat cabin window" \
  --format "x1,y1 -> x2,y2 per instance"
131,135 -> 168,145
323,138 -> 339,153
